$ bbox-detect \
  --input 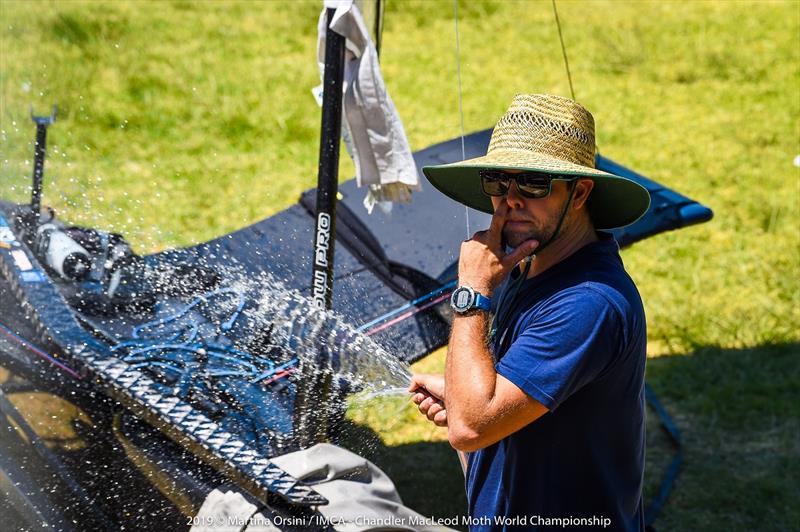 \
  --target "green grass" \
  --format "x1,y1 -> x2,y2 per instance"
1,0 -> 799,529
